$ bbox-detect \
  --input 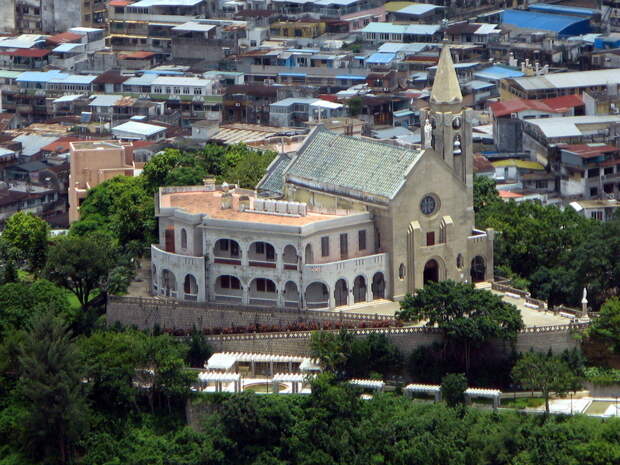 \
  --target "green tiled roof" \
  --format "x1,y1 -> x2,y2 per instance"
257,153 -> 293,196
285,127 -> 421,203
